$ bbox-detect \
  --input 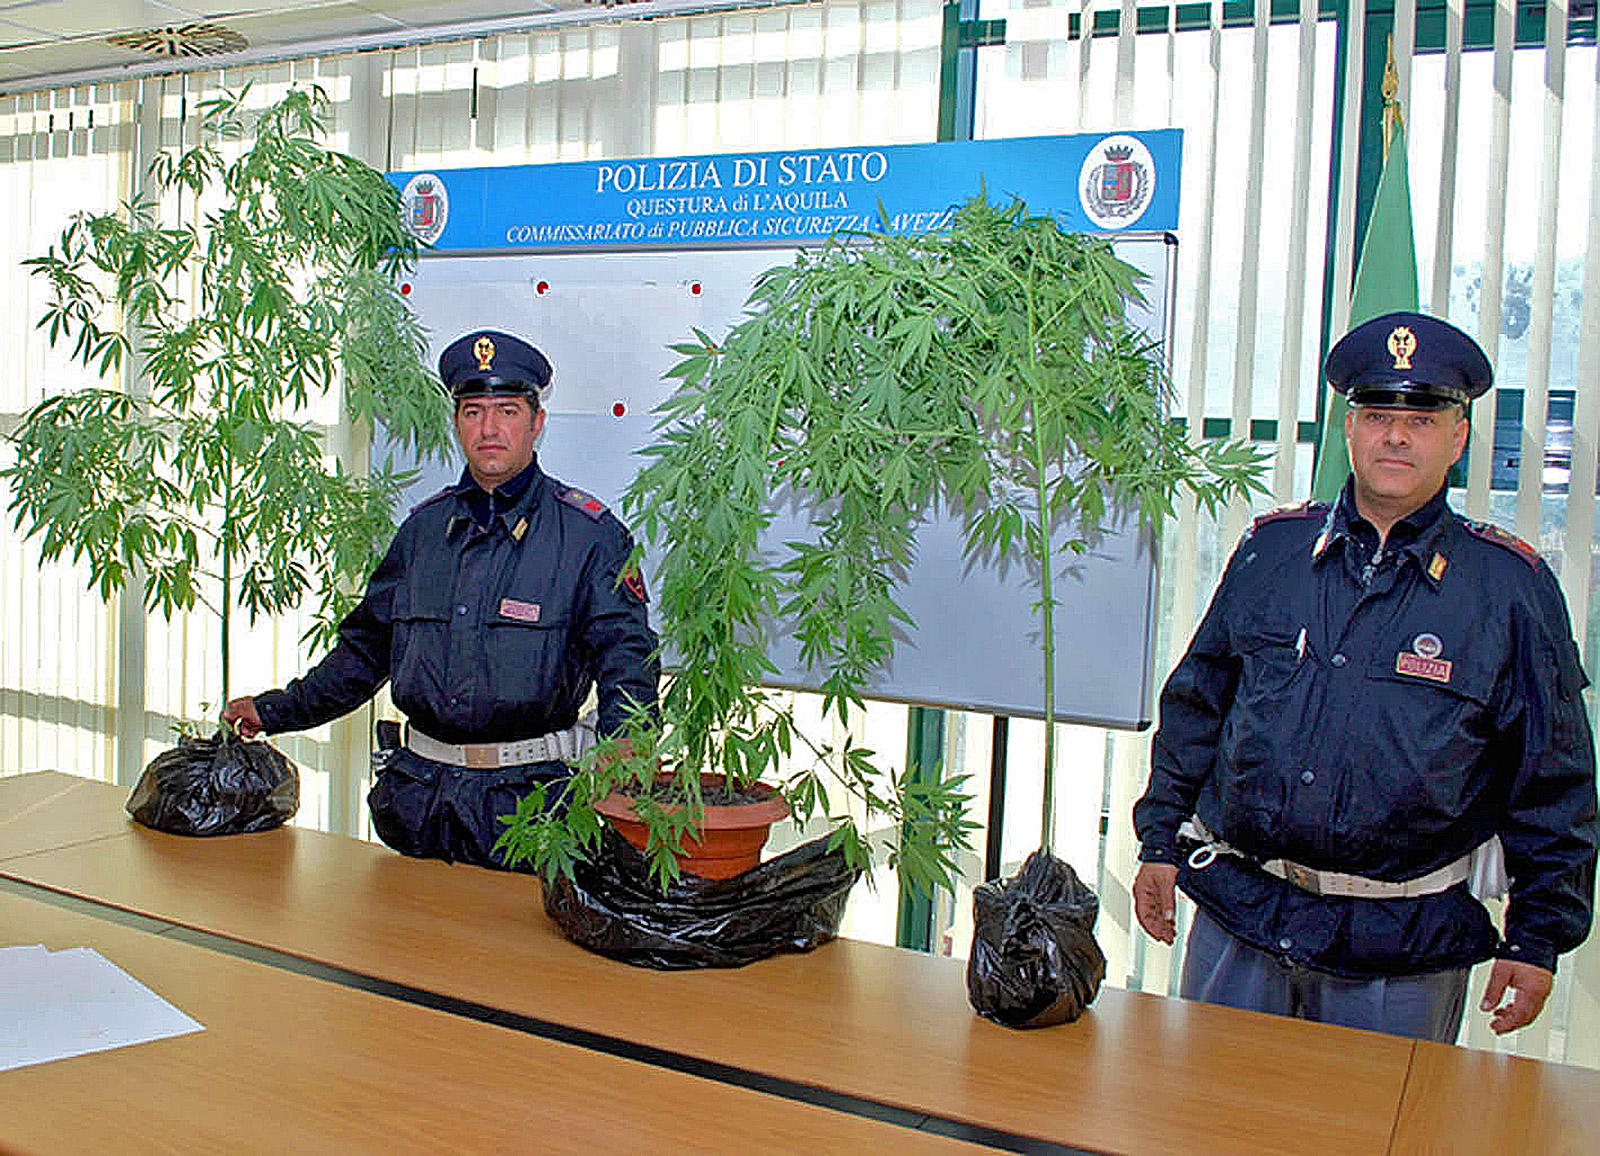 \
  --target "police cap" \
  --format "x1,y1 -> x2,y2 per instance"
438,330 -> 552,401
1324,311 -> 1492,410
